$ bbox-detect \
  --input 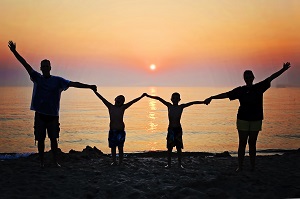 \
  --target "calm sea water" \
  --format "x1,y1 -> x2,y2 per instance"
0,87 -> 299,154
